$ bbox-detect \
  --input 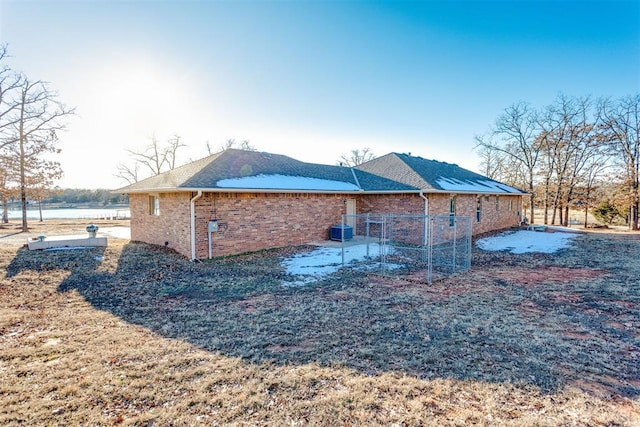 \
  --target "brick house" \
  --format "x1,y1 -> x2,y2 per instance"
117,149 -> 525,259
